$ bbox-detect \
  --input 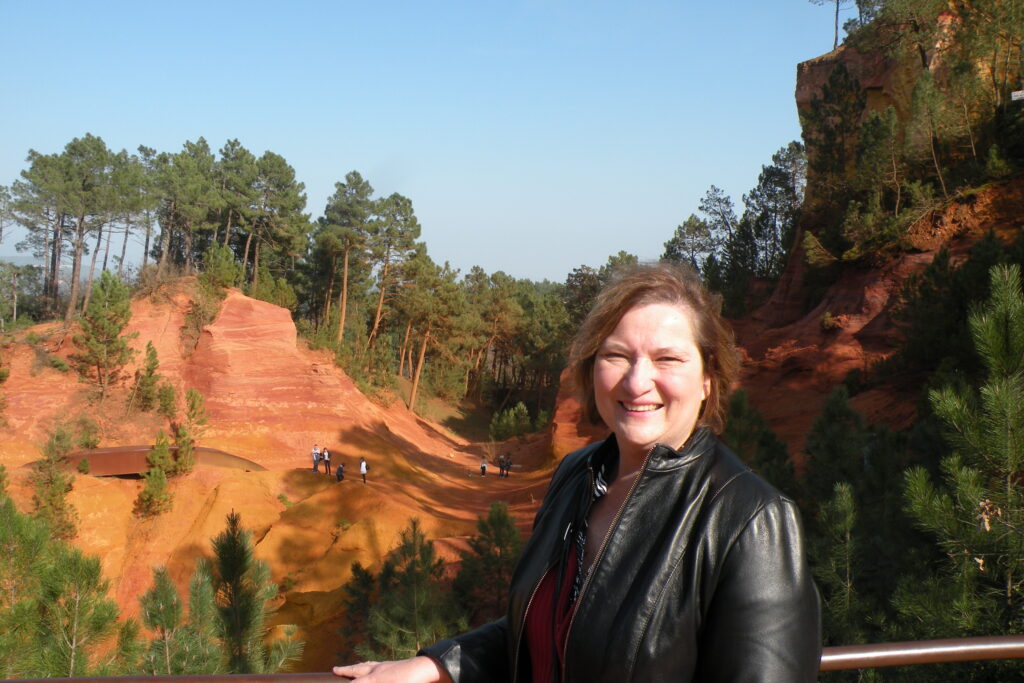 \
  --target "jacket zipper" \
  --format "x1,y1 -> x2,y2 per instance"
560,445 -> 657,682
